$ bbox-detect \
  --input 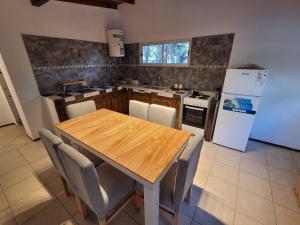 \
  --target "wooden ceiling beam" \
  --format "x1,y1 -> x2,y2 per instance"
56,0 -> 118,9
31,0 -> 50,7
